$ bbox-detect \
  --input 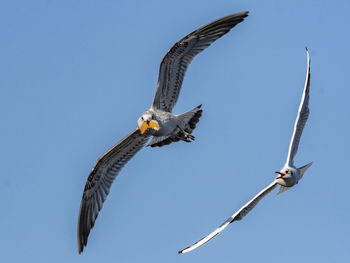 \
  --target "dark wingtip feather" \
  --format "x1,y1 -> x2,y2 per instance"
77,195 -> 98,254
77,200 -> 89,254
187,108 -> 203,131
77,203 -> 85,253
